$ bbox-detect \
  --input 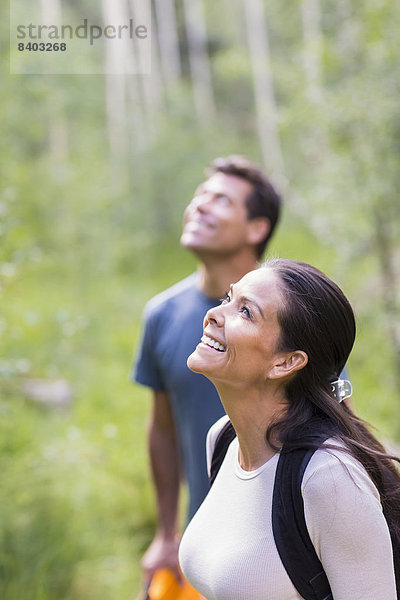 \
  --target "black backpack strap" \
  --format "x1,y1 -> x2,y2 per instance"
272,445 -> 333,600
210,420 -> 334,599
209,420 -> 236,487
